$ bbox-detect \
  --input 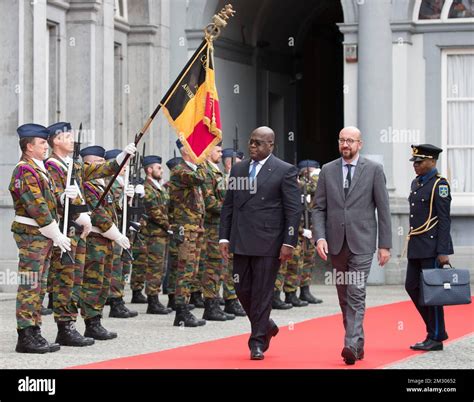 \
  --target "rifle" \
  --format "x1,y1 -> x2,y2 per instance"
232,125 -> 238,168
302,161 -> 311,252
61,123 -> 87,264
